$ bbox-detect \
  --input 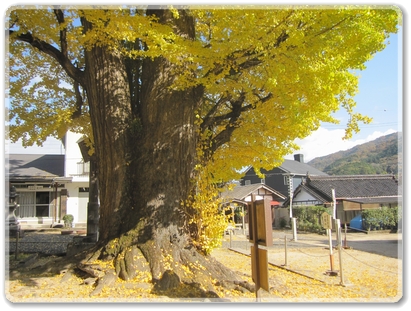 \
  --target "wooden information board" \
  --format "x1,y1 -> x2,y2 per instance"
247,197 -> 273,247
251,246 -> 269,291
321,212 -> 332,229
